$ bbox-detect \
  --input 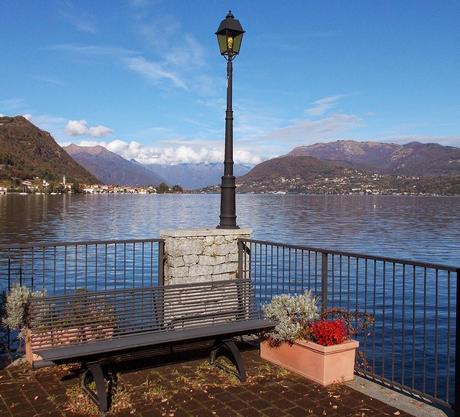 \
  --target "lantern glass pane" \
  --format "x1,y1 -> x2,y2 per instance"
232,33 -> 243,54
217,33 -> 228,55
